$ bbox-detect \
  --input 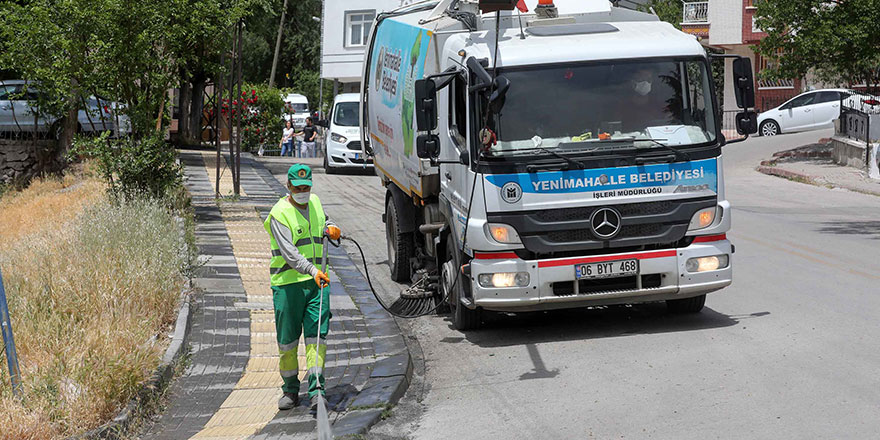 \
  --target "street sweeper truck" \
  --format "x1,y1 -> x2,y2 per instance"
360,0 -> 758,330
